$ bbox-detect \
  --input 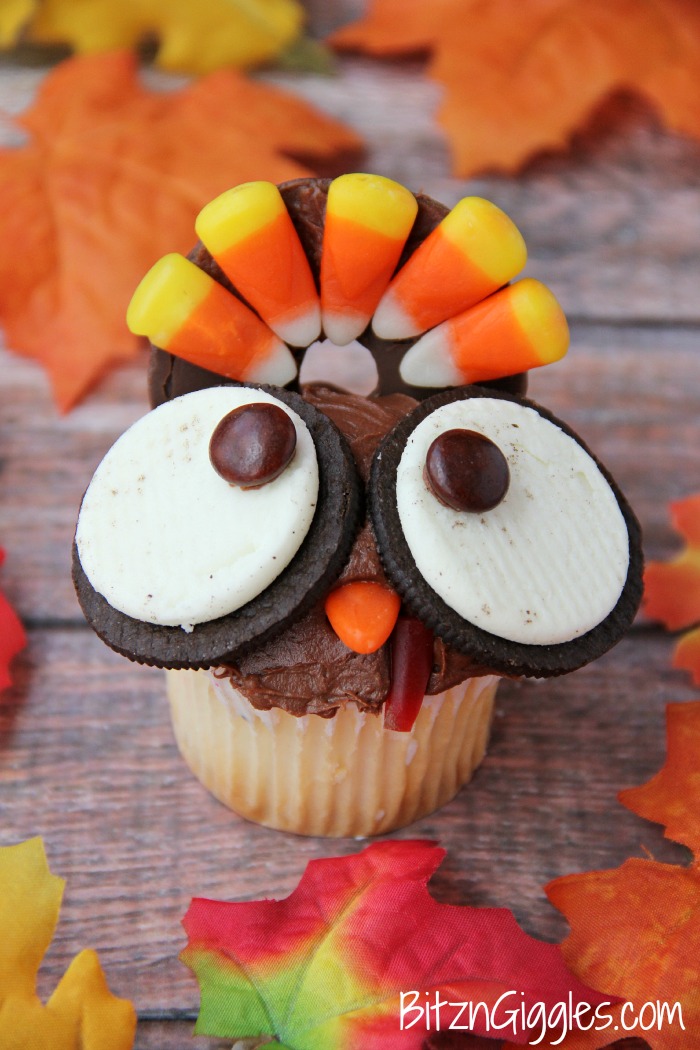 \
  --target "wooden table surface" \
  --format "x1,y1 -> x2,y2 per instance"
1,3 -> 699,1047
